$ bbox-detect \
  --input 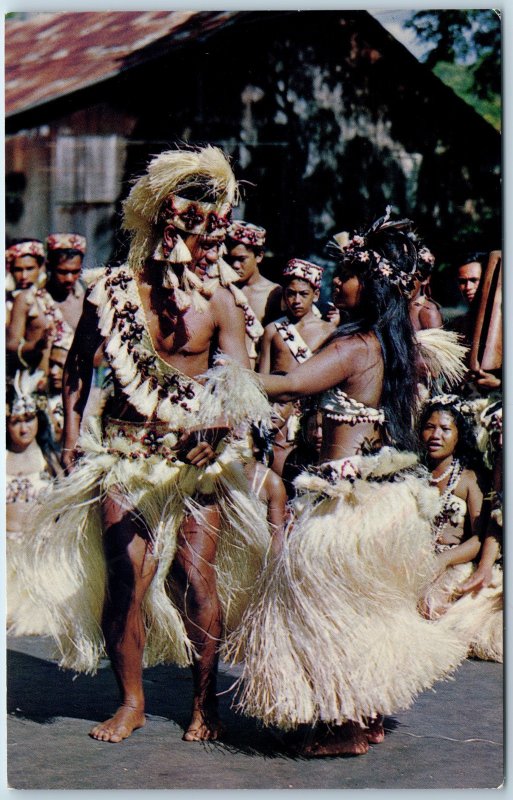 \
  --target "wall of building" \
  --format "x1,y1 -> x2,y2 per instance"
5,10 -> 501,294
